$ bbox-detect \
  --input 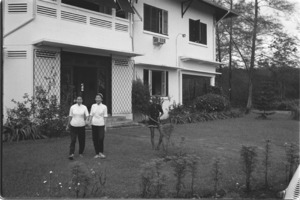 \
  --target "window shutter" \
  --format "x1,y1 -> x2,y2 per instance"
144,4 -> 151,31
143,69 -> 149,85
162,10 -> 168,35
151,7 -> 159,33
161,71 -> 166,96
166,71 -> 169,96
200,23 -> 207,45
195,20 -> 200,43
189,19 -> 194,42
